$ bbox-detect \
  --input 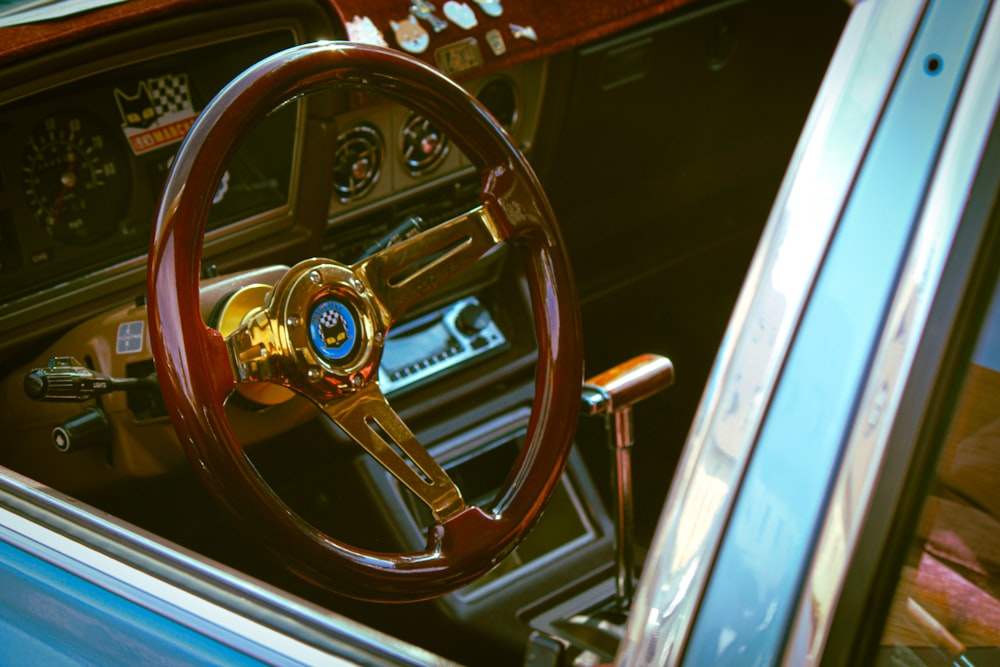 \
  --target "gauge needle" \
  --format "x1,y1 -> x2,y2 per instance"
53,160 -> 76,224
